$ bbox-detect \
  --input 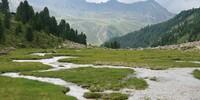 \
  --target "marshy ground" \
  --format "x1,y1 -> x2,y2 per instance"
0,48 -> 200,100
